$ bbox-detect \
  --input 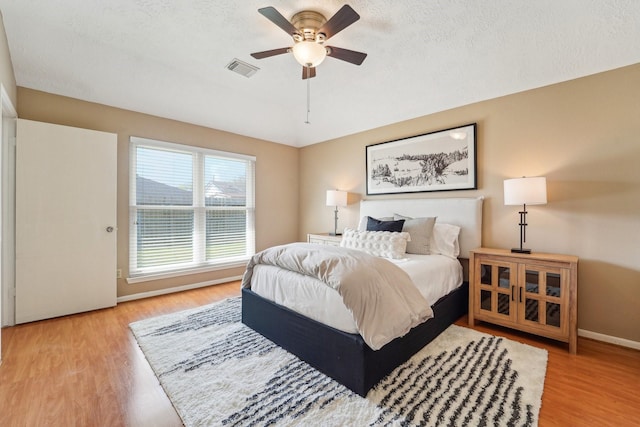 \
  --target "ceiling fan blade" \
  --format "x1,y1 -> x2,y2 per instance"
302,66 -> 316,80
251,47 -> 290,59
318,5 -> 360,40
326,46 -> 367,65
258,6 -> 300,37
